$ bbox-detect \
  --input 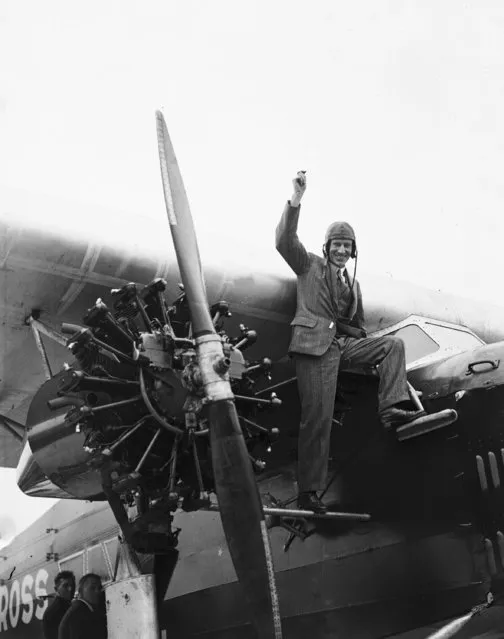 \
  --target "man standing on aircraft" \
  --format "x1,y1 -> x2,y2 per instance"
58,573 -> 107,639
42,570 -> 76,639
276,172 -> 436,514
